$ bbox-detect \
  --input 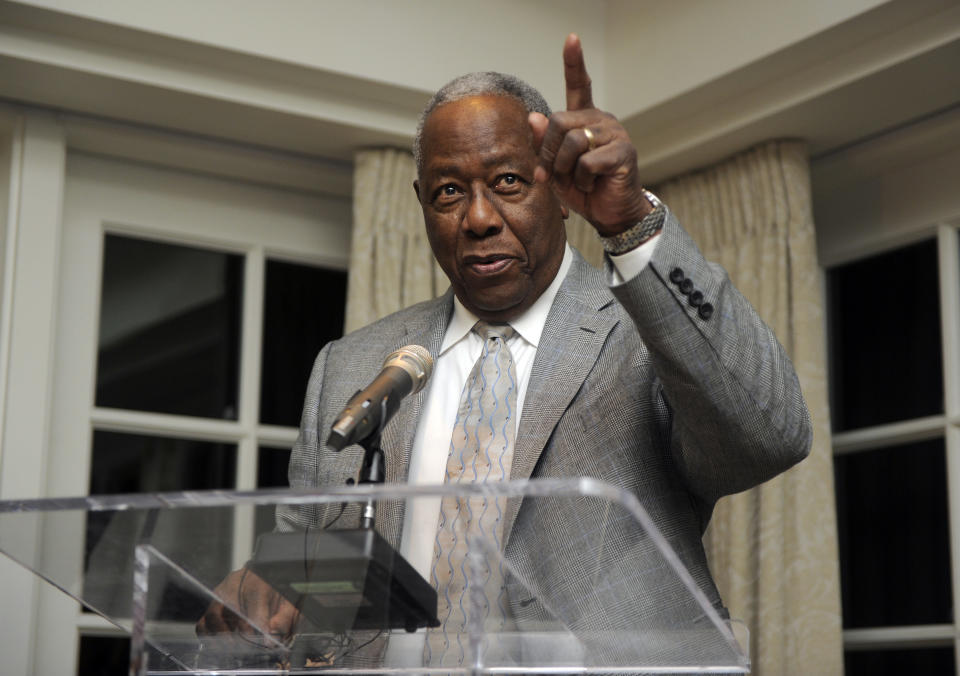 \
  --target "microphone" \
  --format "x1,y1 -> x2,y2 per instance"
327,345 -> 433,451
